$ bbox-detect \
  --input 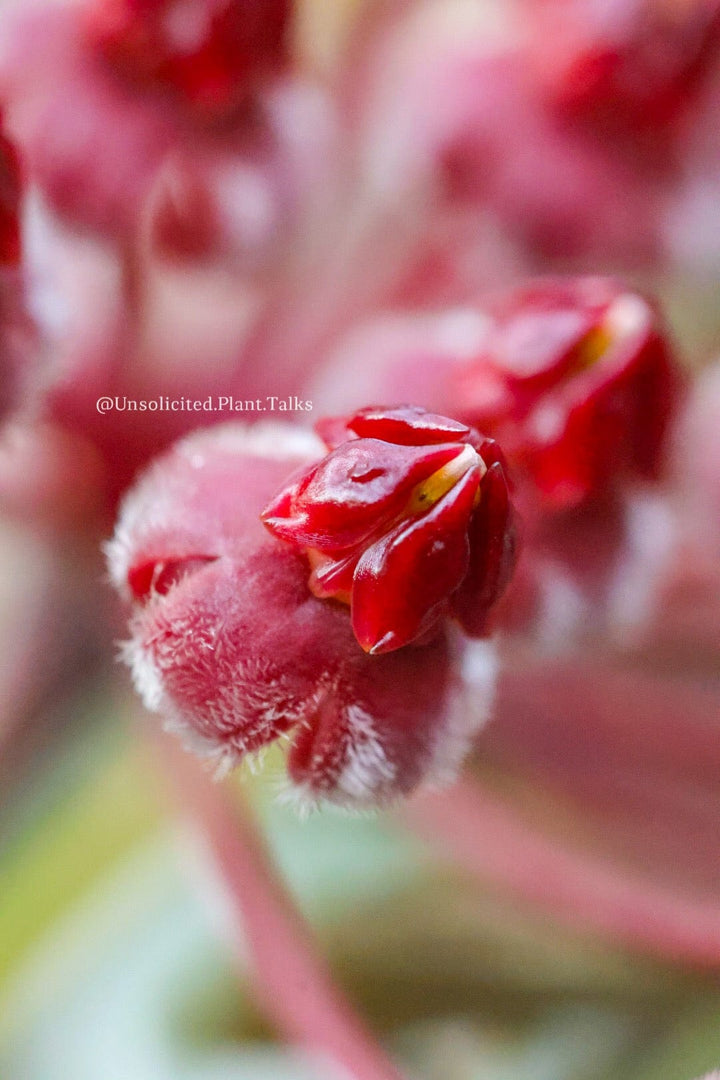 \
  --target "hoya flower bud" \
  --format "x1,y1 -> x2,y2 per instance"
450,278 -> 681,510
84,0 -> 291,121
527,0 -> 720,137
108,423 -> 498,808
0,0 -> 301,243
261,405 -> 517,654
